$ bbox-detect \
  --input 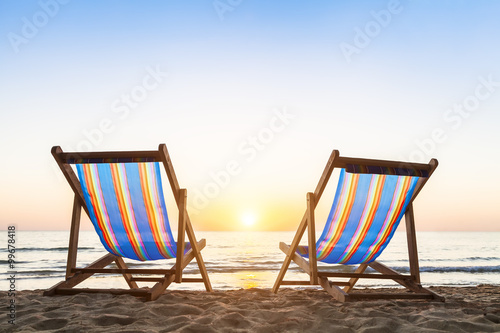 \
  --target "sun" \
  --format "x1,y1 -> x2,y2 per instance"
241,212 -> 257,227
